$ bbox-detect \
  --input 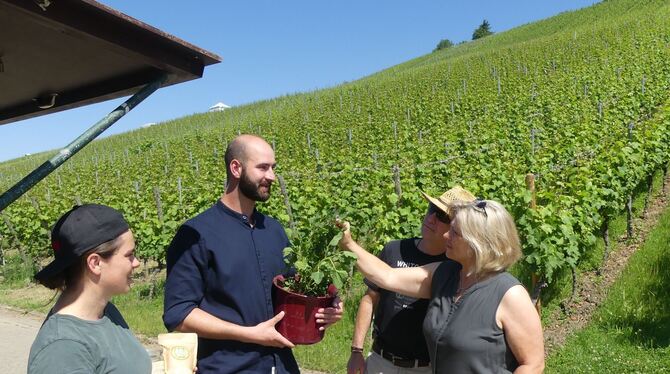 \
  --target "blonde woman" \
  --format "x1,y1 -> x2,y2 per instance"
338,199 -> 544,373
28,204 -> 150,374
